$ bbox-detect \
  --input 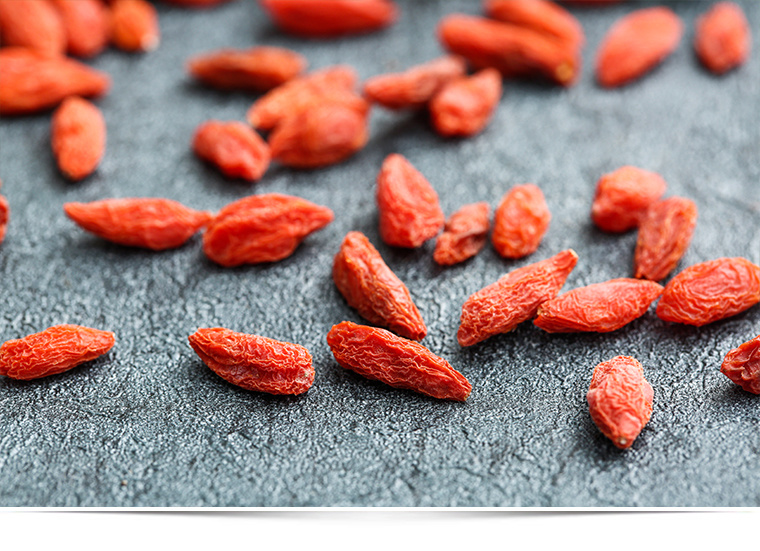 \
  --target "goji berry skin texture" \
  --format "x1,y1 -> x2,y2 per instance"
429,68 -> 502,138
51,96 -> 106,181
327,321 -> 471,401
534,278 -> 664,333
458,249 -> 578,346
187,47 -> 307,92
376,154 -> 445,248
656,257 -> 760,326
492,183 -> 551,259
591,166 -> 667,233
721,335 -> 760,395
484,0 -> 585,51
434,202 -> 491,266
203,193 -> 334,267
109,0 -> 160,53
694,2 -> 751,75
65,198 -> 213,250
363,55 -> 467,111
192,121 -> 271,181
260,0 -> 398,38
0,324 -> 115,381
51,0 -> 110,59
0,47 -> 111,116
188,328 -> 314,395
0,0 -> 66,57
596,7 -> 683,88
587,356 -> 653,450
634,197 -> 698,282
333,231 -> 427,341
